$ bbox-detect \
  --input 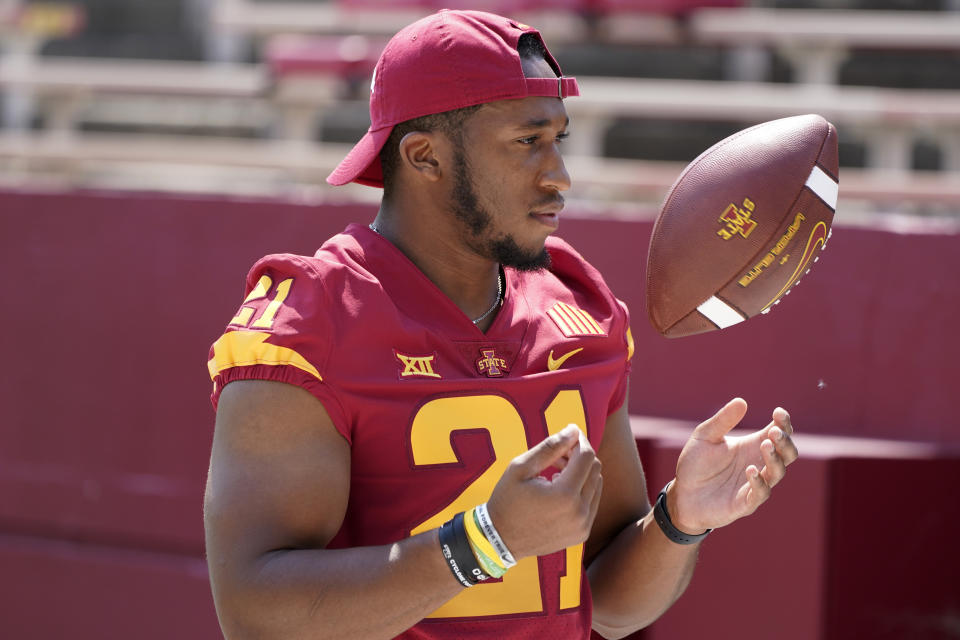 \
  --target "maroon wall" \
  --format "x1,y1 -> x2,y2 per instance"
1,188 -> 957,638
625,420 -> 960,640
